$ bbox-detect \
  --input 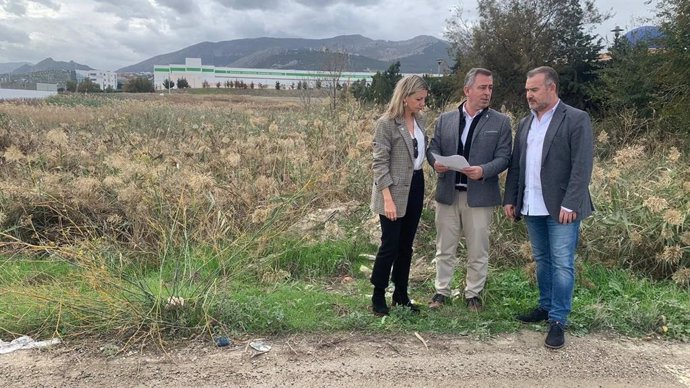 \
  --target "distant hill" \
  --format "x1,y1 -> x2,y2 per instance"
0,62 -> 31,74
117,34 -> 453,74
11,58 -> 93,74
624,26 -> 663,48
